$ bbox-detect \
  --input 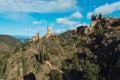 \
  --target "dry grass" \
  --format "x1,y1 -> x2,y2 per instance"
114,26 -> 120,31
